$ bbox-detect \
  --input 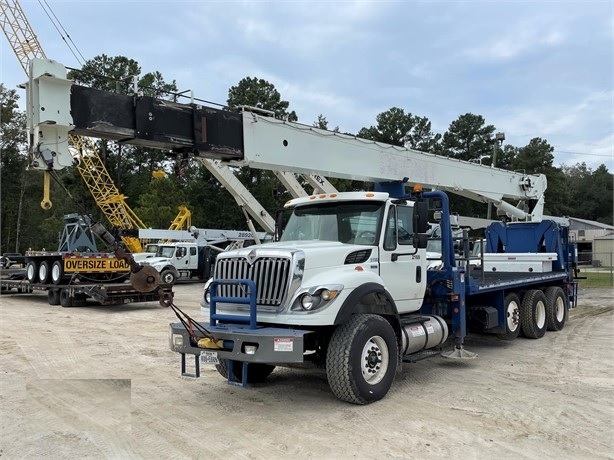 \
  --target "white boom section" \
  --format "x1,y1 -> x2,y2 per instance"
274,171 -> 339,198
274,171 -> 308,198
138,228 -> 265,243
239,113 -> 547,222
23,59 -> 545,222
304,173 -> 338,194
197,158 -> 276,233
